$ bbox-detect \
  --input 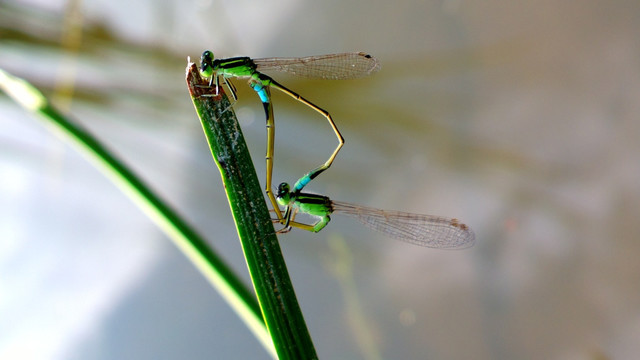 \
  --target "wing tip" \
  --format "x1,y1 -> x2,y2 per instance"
356,52 -> 382,73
